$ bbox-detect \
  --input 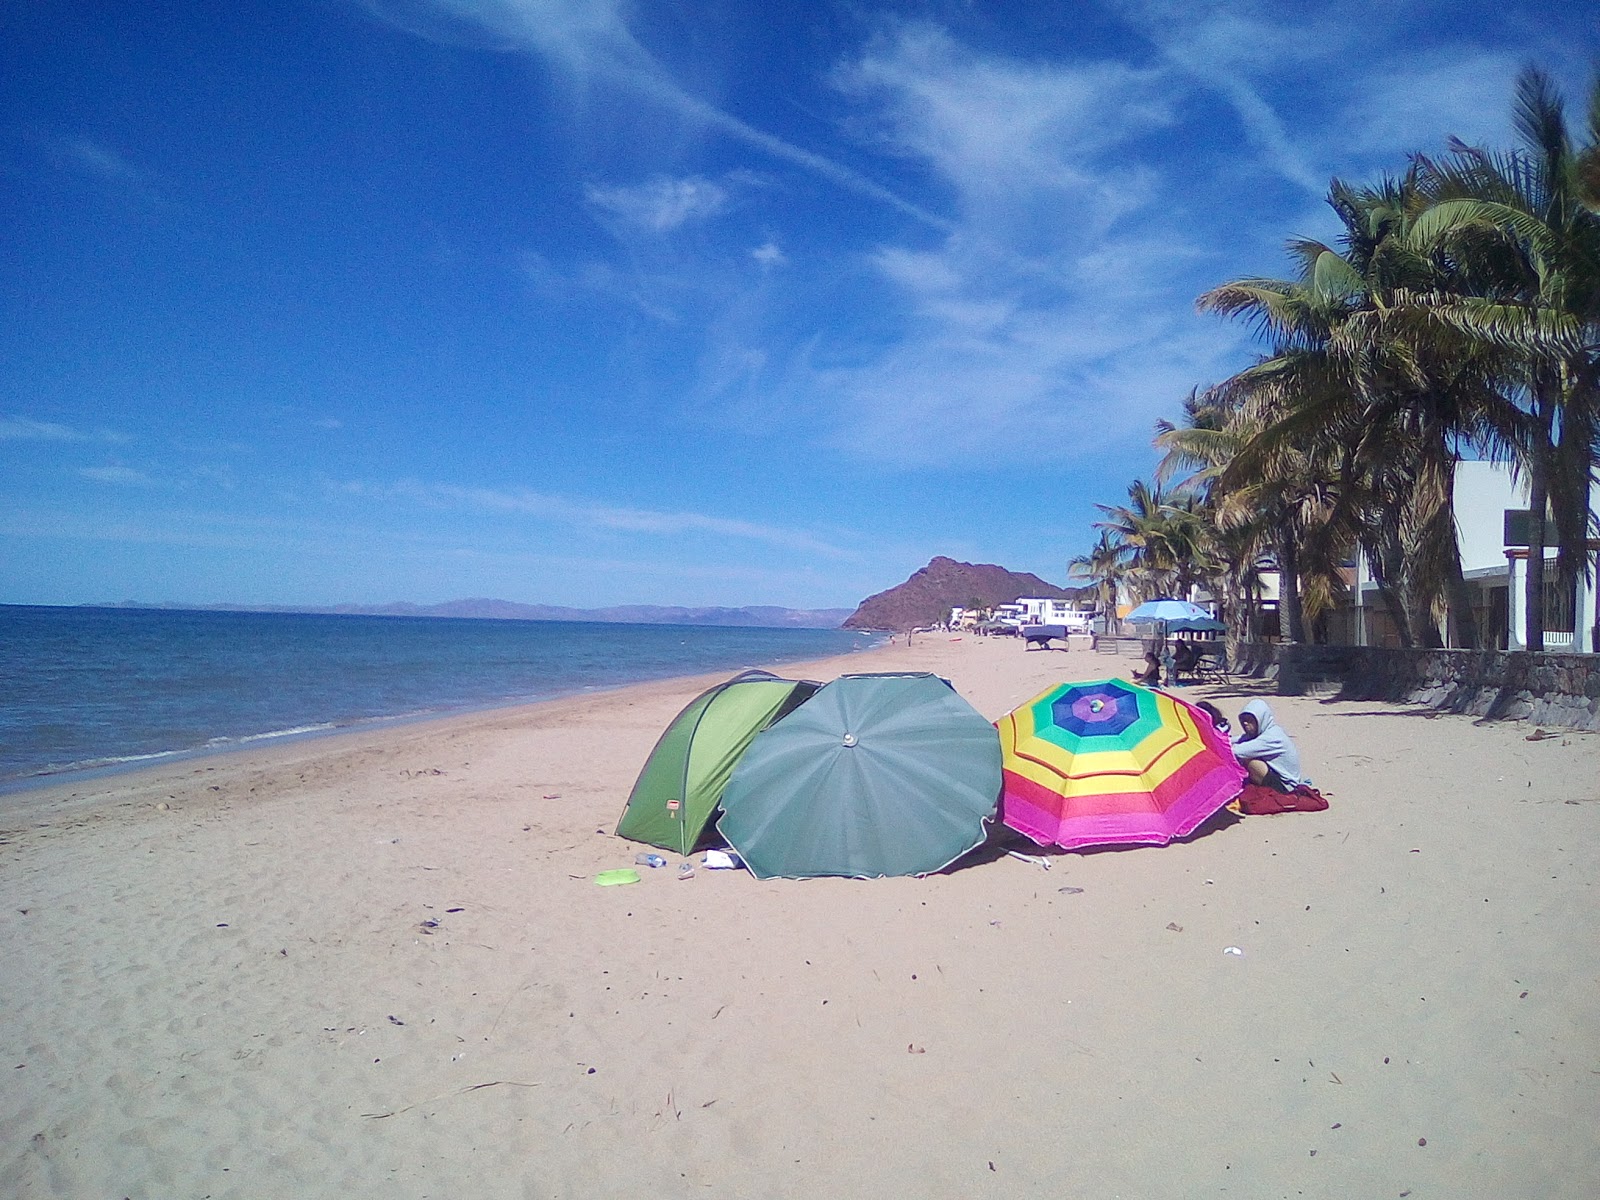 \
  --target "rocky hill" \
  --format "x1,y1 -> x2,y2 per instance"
842,556 -> 1086,632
